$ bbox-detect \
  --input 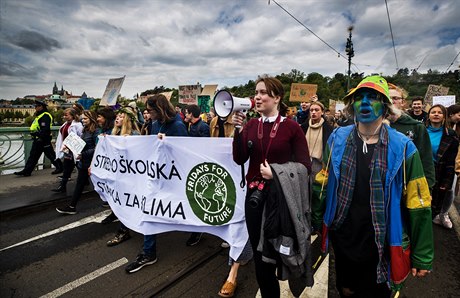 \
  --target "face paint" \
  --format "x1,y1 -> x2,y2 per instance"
353,89 -> 384,123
